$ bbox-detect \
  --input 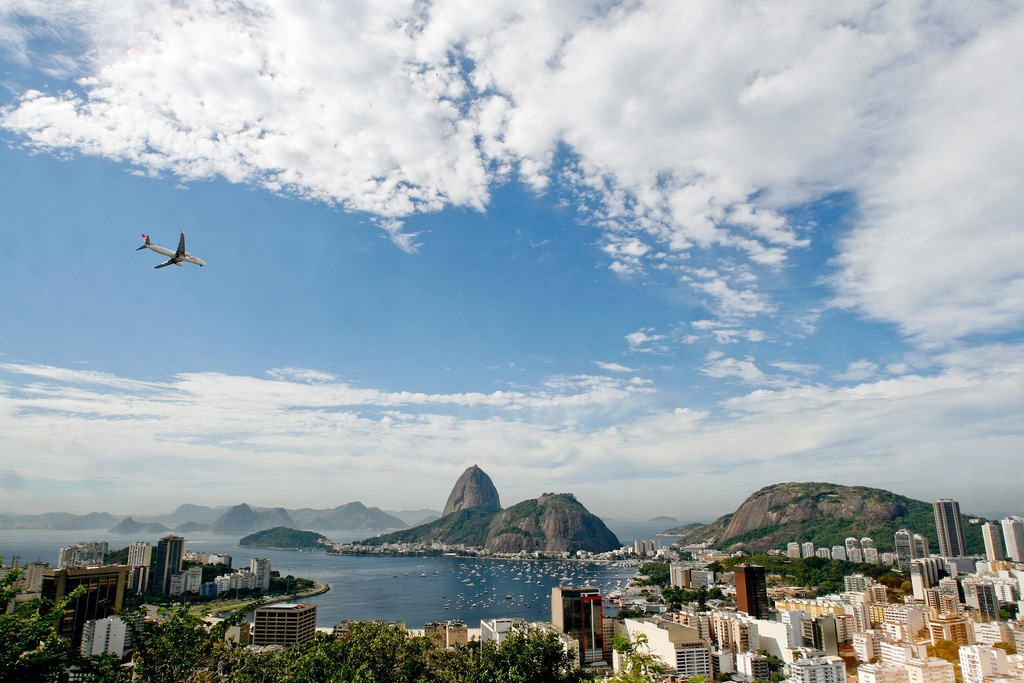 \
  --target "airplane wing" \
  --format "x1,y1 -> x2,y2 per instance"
175,231 -> 186,257
154,258 -> 177,269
